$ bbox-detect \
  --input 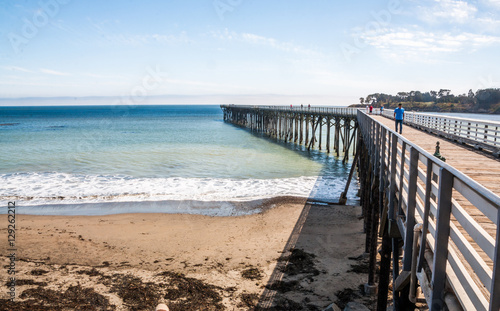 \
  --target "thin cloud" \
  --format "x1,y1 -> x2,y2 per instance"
418,0 -> 478,24
99,32 -> 191,46
476,16 -> 500,30
83,73 -> 131,80
360,27 -> 500,61
211,29 -> 322,56
3,66 -> 34,73
40,68 -> 71,76
87,18 -> 191,46
483,0 -> 500,9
